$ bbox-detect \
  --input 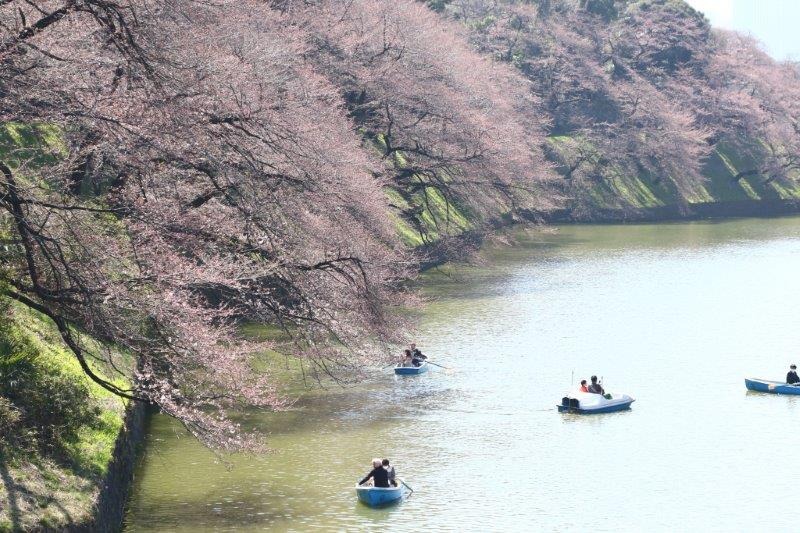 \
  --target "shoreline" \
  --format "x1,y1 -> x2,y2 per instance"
419,198 -> 800,271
